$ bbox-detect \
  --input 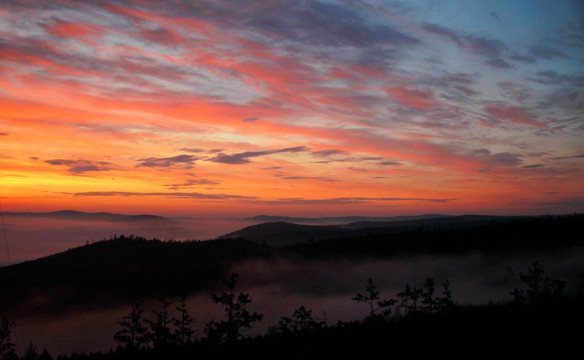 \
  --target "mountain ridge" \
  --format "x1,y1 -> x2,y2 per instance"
221,214 -> 539,246
246,213 -> 452,224
3,209 -> 170,222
